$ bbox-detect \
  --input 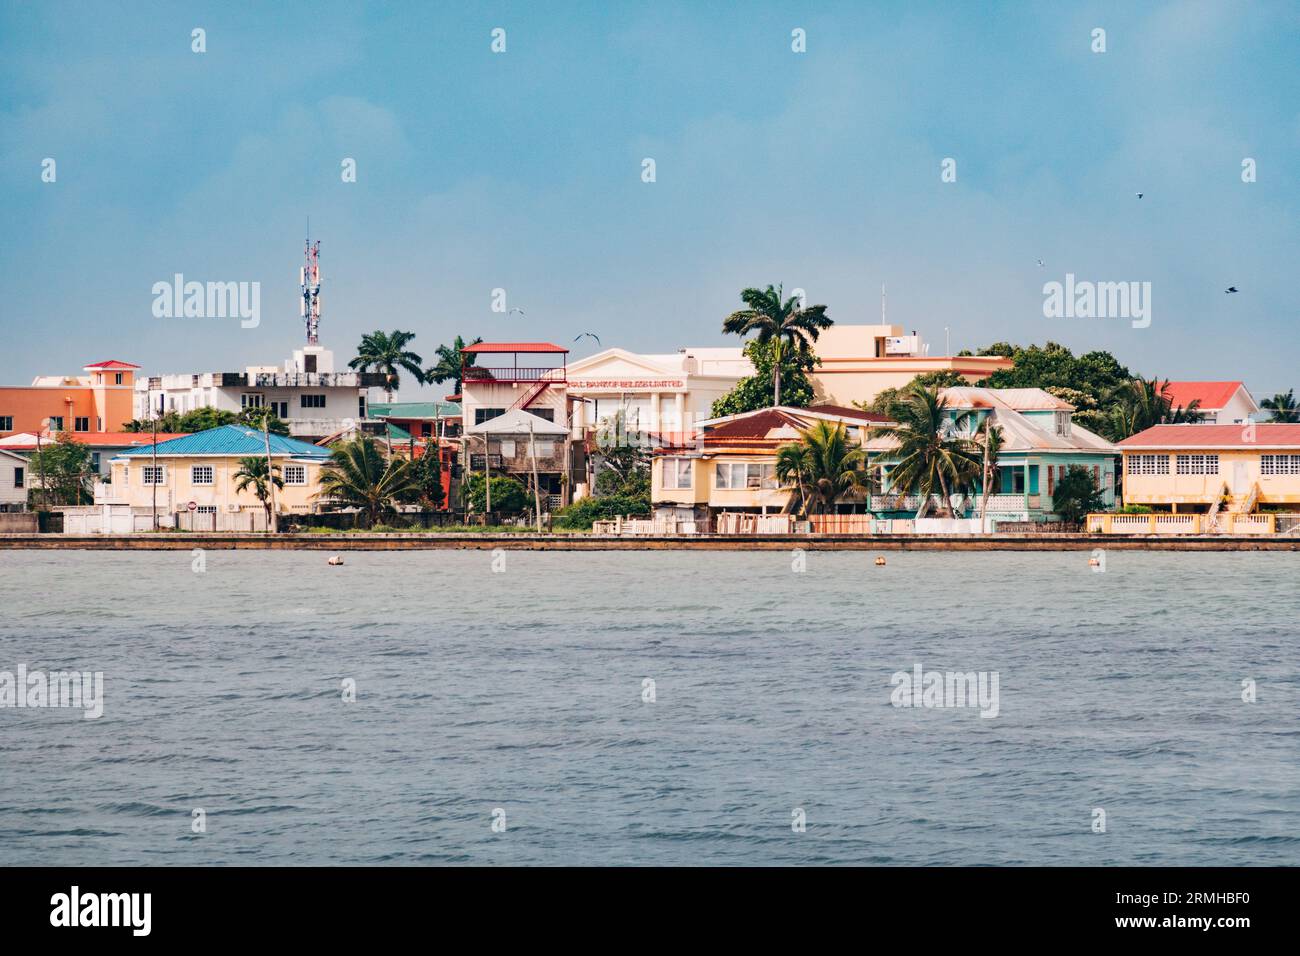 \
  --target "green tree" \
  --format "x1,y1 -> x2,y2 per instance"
1105,378 -> 1202,440
1052,465 -> 1105,524
424,335 -> 484,397
316,437 -> 421,525
711,339 -> 817,417
461,473 -> 529,514
774,420 -> 871,515
869,385 -> 980,518
232,456 -> 284,525
123,406 -> 289,435
592,408 -> 651,498
349,330 -> 424,401
405,442 -> 444,510
1261,389 -> 1299,423
553,493 -> 650,530
862,369 -> 968,416
721,284 -> 832,406
976,418 -> 1005,533
27,435 -> 94,506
